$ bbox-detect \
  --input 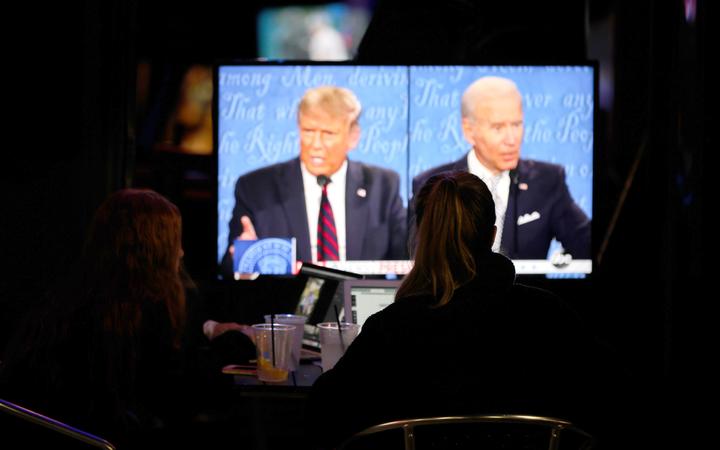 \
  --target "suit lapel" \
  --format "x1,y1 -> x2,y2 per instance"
345,161 -> 368,260
277,159 -> 312,261
453,155 -> 469,172
502,160 -> 528,256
